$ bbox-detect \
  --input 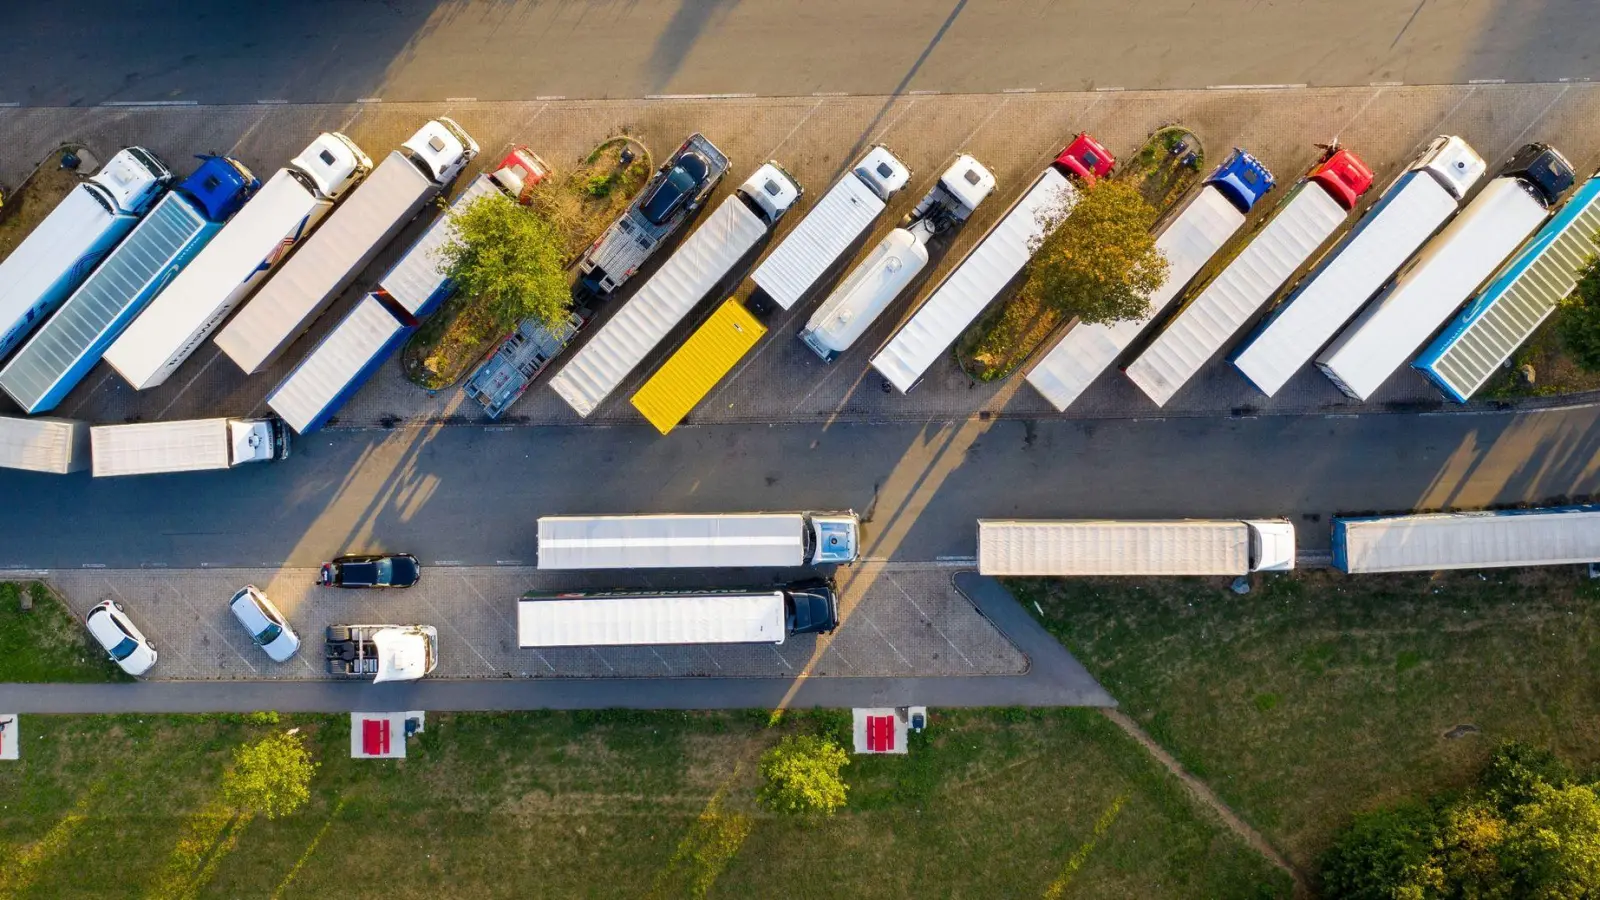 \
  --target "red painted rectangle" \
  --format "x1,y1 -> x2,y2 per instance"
867,715 -> 894,752
362,718 -> 390,755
